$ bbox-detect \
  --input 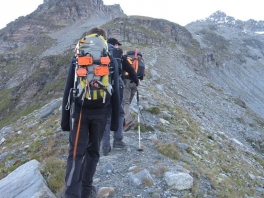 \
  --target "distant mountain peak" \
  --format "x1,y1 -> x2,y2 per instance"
195,10 -> 264,33
207,11 -> 236,24
209,10 -> 227,18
